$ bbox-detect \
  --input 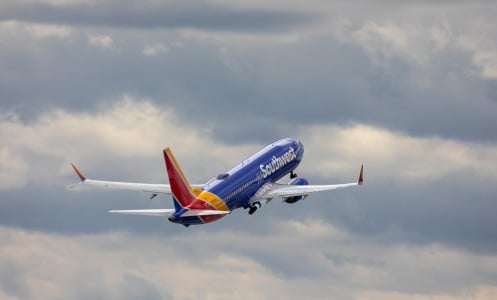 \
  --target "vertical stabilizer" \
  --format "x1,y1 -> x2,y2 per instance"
163,148 -> 196,208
